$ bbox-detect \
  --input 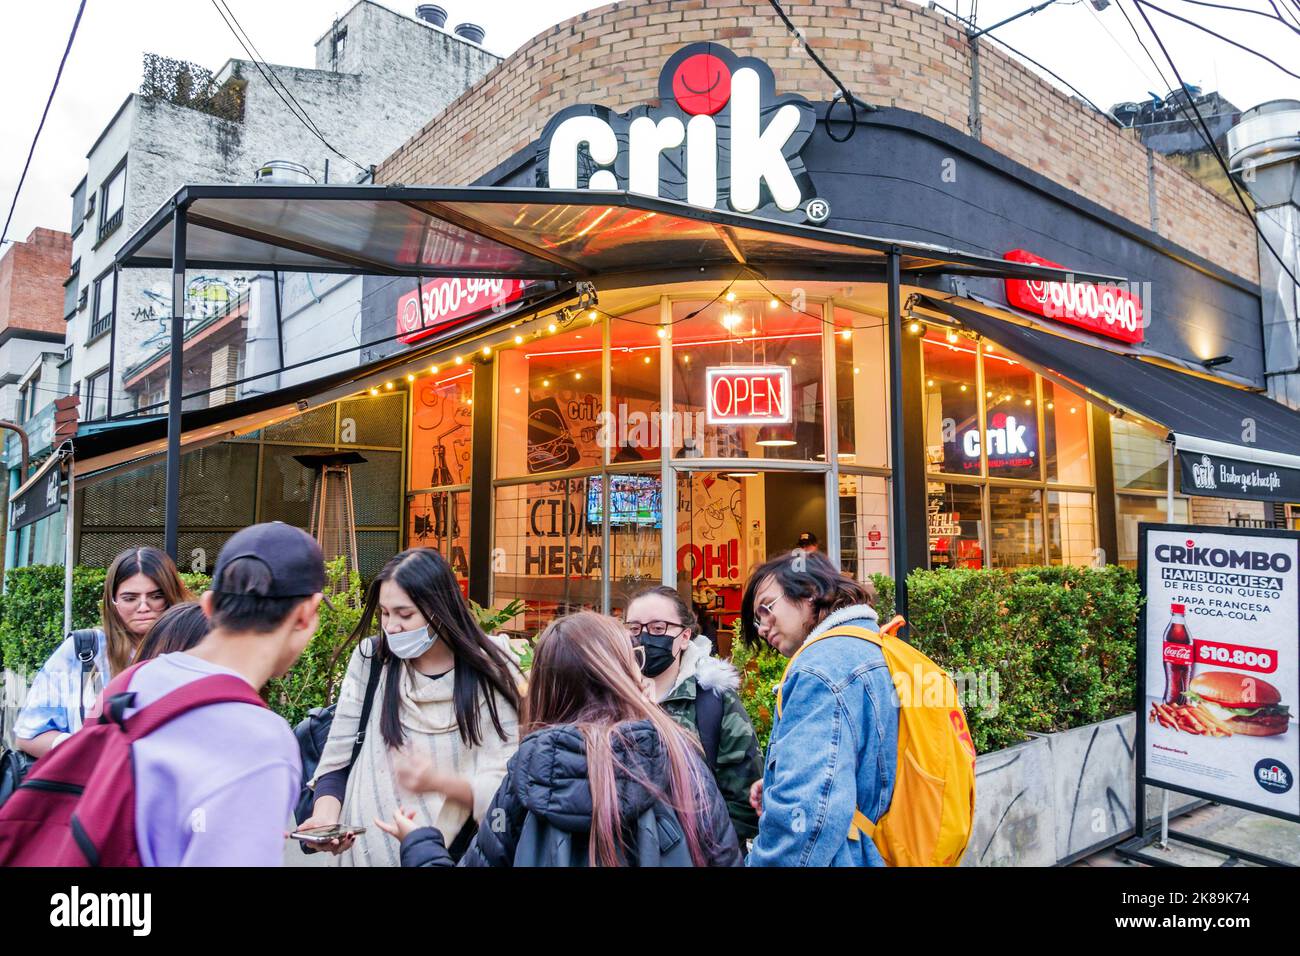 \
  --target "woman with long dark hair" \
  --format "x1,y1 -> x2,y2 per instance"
379,611 -> 742,867
14,547 -> 191,757
300,548 -> 523,866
